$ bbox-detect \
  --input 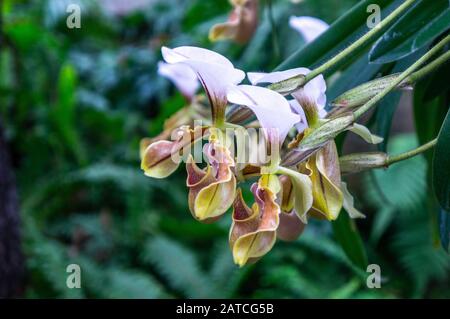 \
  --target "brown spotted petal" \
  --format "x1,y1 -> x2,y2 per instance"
186,142 -> 236,222
229,177 -> 280,267
209,0 -> 259,44
306,141 -> 343,221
